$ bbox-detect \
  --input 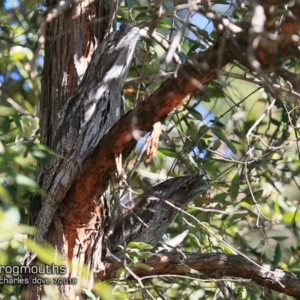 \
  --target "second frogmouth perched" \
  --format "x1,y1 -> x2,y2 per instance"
109,173 -> 209,256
